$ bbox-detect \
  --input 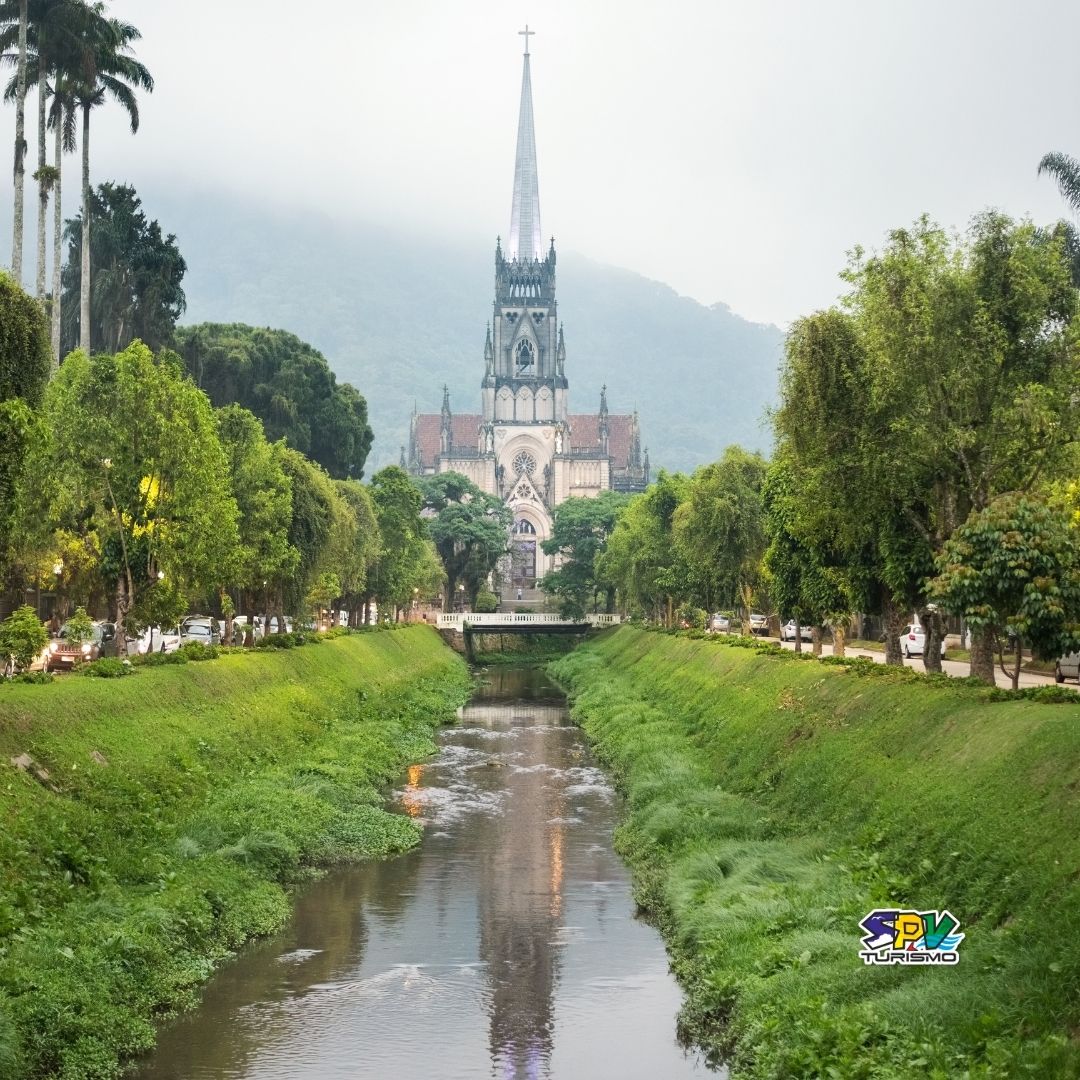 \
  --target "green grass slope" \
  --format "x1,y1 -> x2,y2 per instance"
0,628 -> 469,1079
552,628 -> 1080,1078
